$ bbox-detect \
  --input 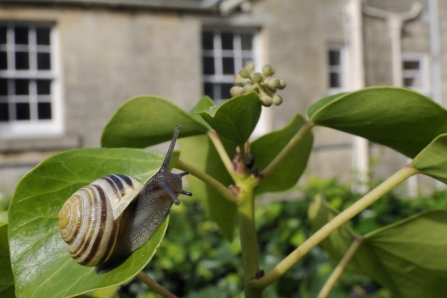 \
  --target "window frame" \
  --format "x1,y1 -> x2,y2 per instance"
402,53 -> 430,96
327,45 -> 348,95
0,21 -> 63,139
